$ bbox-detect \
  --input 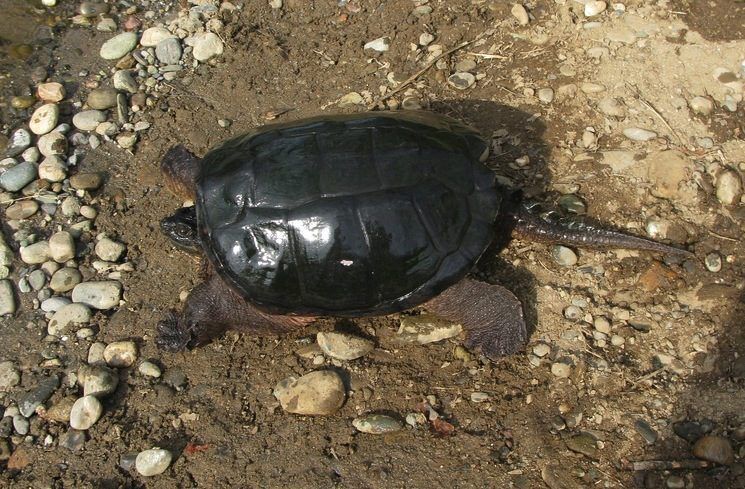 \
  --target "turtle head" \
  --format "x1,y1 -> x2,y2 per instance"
161,206 -> 201,253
